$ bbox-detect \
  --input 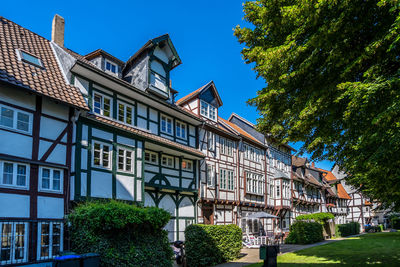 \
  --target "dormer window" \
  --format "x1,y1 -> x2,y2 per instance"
105,59 -> 118,74
150,61 -> 168,93
200,100 -> 216,121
